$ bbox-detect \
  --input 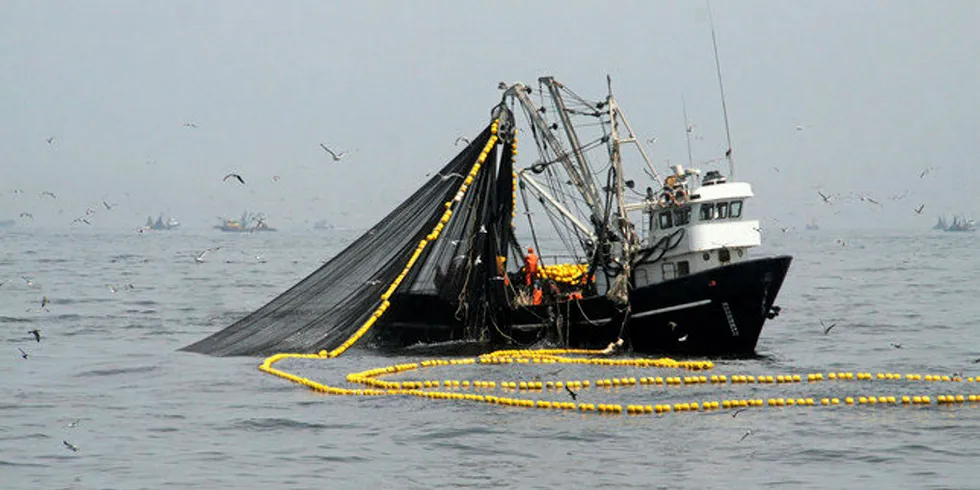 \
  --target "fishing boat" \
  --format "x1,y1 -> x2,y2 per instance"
184,76 -> 791,358
143,214 -> 180,230
215,212 -> 277,232
945,216 -> 975,232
